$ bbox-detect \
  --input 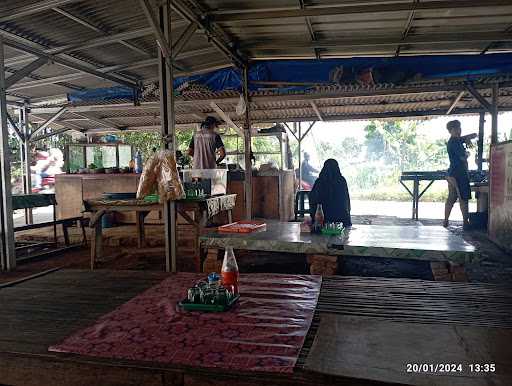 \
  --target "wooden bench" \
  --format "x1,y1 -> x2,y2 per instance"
15,216 -> 87,246
12,194 -> 87,261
